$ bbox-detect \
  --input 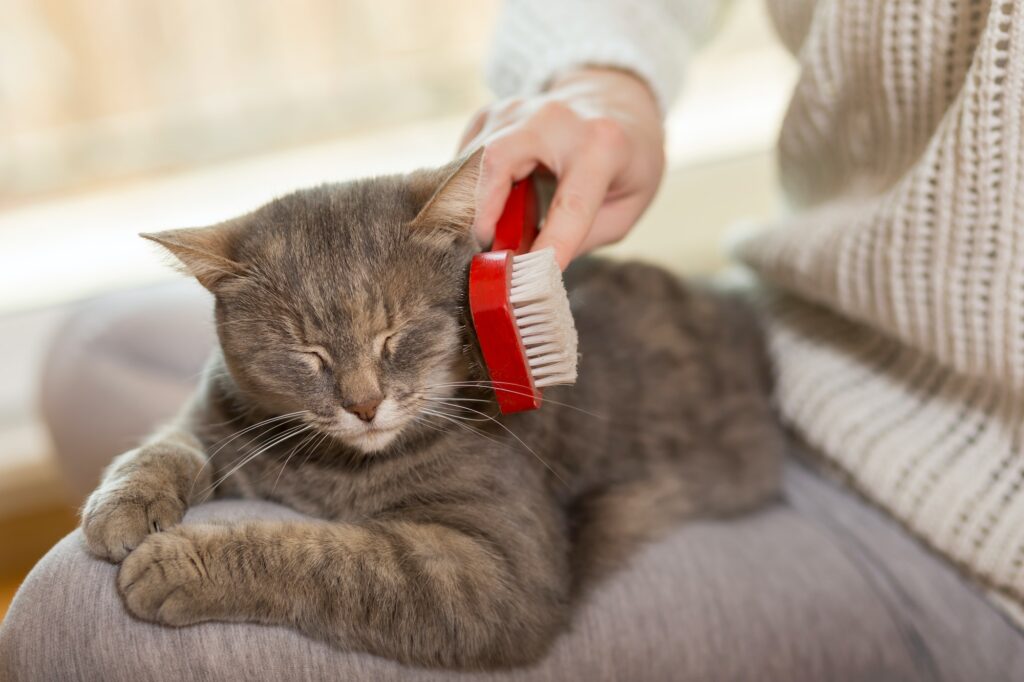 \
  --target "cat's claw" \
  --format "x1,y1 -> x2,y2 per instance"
81,482 -> 185,562
118,528 -> 214,627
